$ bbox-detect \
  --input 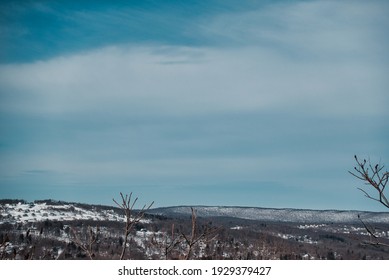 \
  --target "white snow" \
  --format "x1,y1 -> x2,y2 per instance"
230,226 -> 243,230
150,206 -> 389,224
0,202 -> 150,224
